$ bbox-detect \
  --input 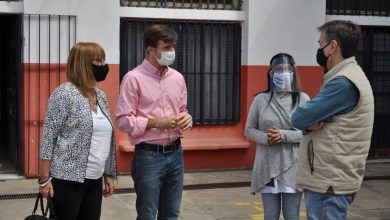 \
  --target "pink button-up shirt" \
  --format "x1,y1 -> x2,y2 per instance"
116,59 -> 188,145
